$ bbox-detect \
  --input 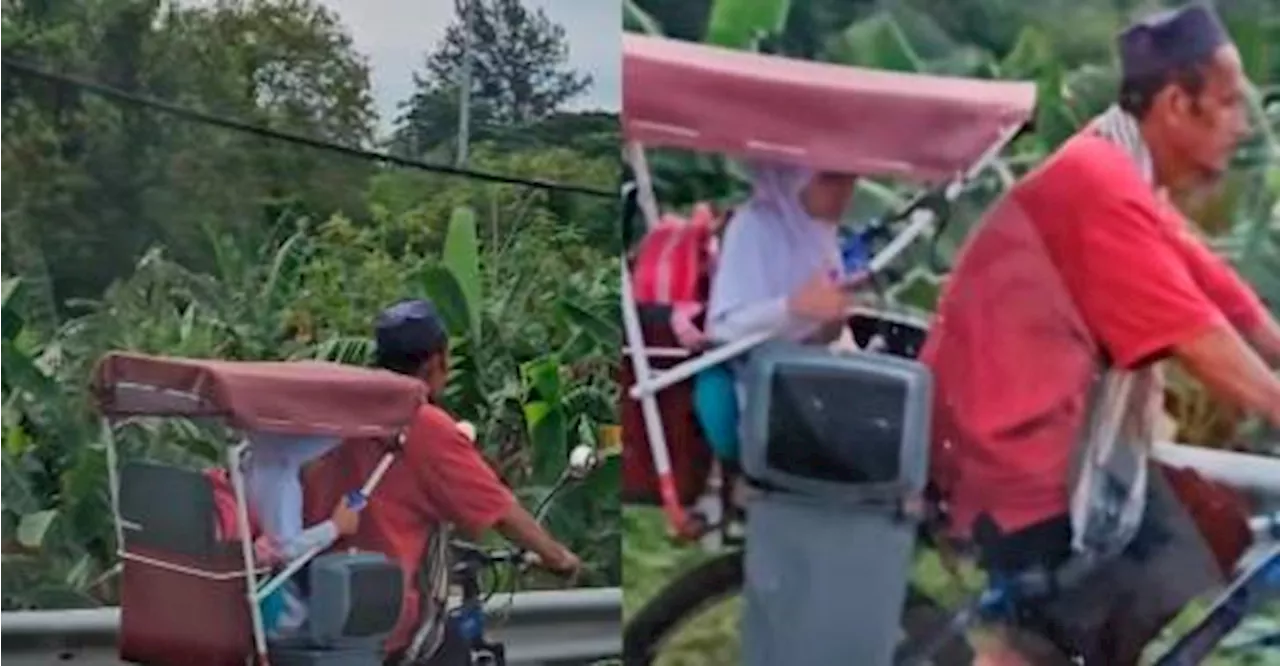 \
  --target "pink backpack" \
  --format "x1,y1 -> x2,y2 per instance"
203,468 -> 281,563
